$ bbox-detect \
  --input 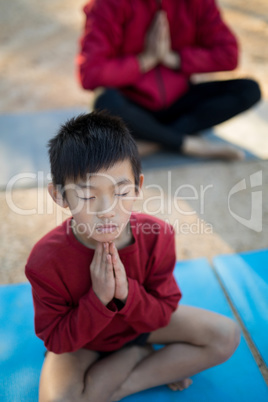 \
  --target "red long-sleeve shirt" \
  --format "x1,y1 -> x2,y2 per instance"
77,0 -> 239,110
25,213 -> 182,354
